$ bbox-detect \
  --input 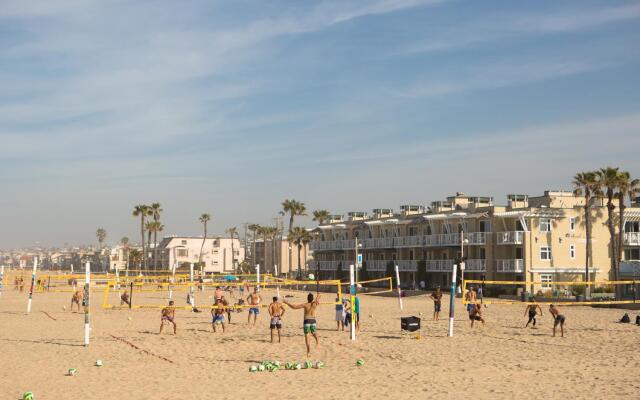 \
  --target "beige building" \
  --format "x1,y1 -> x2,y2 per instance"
158,236 -> 245,273
310,191 -> 640,295
254,238 -> 310,277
